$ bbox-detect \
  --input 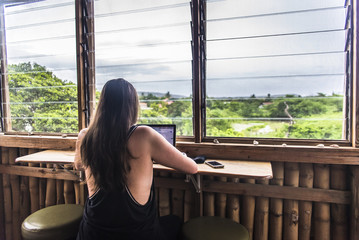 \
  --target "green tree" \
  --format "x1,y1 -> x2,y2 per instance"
8,62 -> 78,133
